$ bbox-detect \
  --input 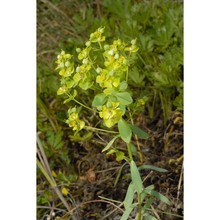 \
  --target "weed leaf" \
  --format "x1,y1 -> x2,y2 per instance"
129,124 -> 149,139
124,183 -> 135,209
138,165 -> 168,173
92,93 -> 107,107
102,135 -> 120,152
142,213 -> 158,220
141,185 -> 154,203
148,190 -> 171,205
116,92 -> 133,105
120,206 -> 134,220
130,160 -> 143,194
118,119 -> 132,143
